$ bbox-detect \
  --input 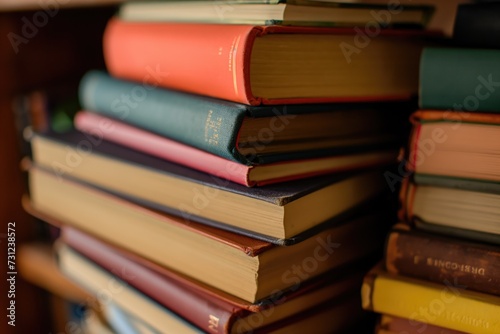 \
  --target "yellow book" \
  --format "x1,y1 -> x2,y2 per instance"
362,267 -> 500,334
